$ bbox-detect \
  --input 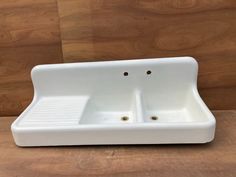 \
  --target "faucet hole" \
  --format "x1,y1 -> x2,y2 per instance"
121,116 -> 129,121
146,70 -> 152,75
151,116 -> 158,120
123,72 -> 128,76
